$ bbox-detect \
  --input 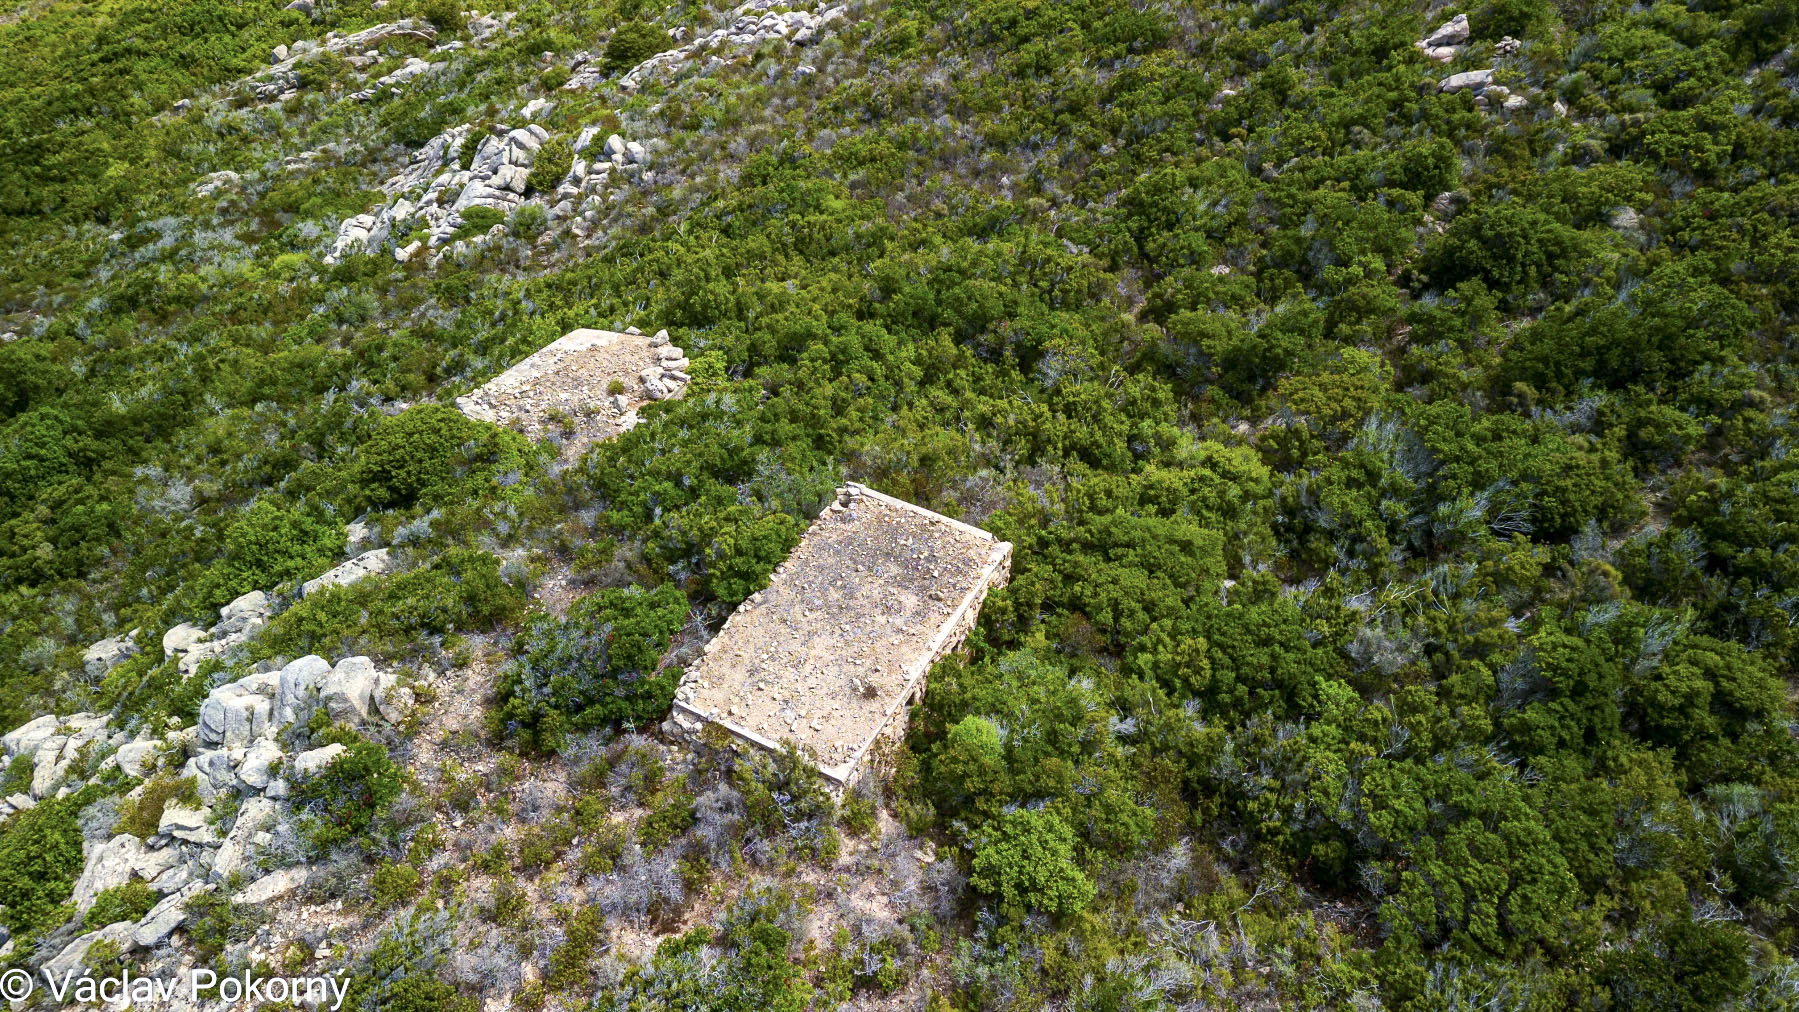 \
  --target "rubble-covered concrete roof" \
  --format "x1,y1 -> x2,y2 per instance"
454,327 -> 691,461
671,483 -> 1012,786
